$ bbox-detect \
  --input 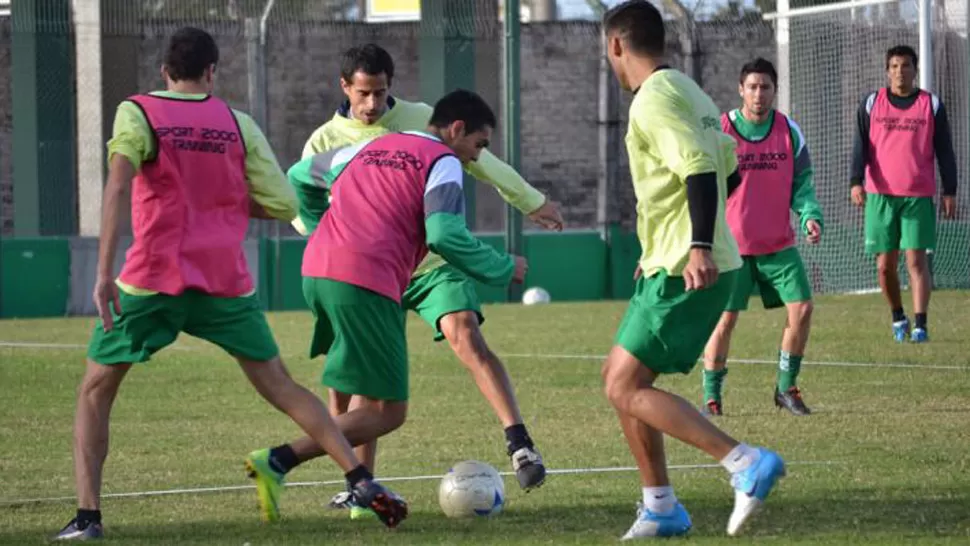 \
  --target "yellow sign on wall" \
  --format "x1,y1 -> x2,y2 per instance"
366,0 -> 421,22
